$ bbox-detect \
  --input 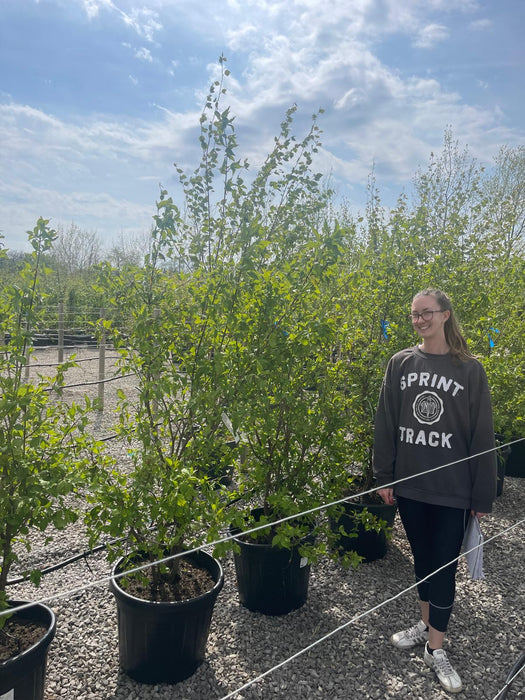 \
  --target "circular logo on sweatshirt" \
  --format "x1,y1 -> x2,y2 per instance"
412,391 -> 444,425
